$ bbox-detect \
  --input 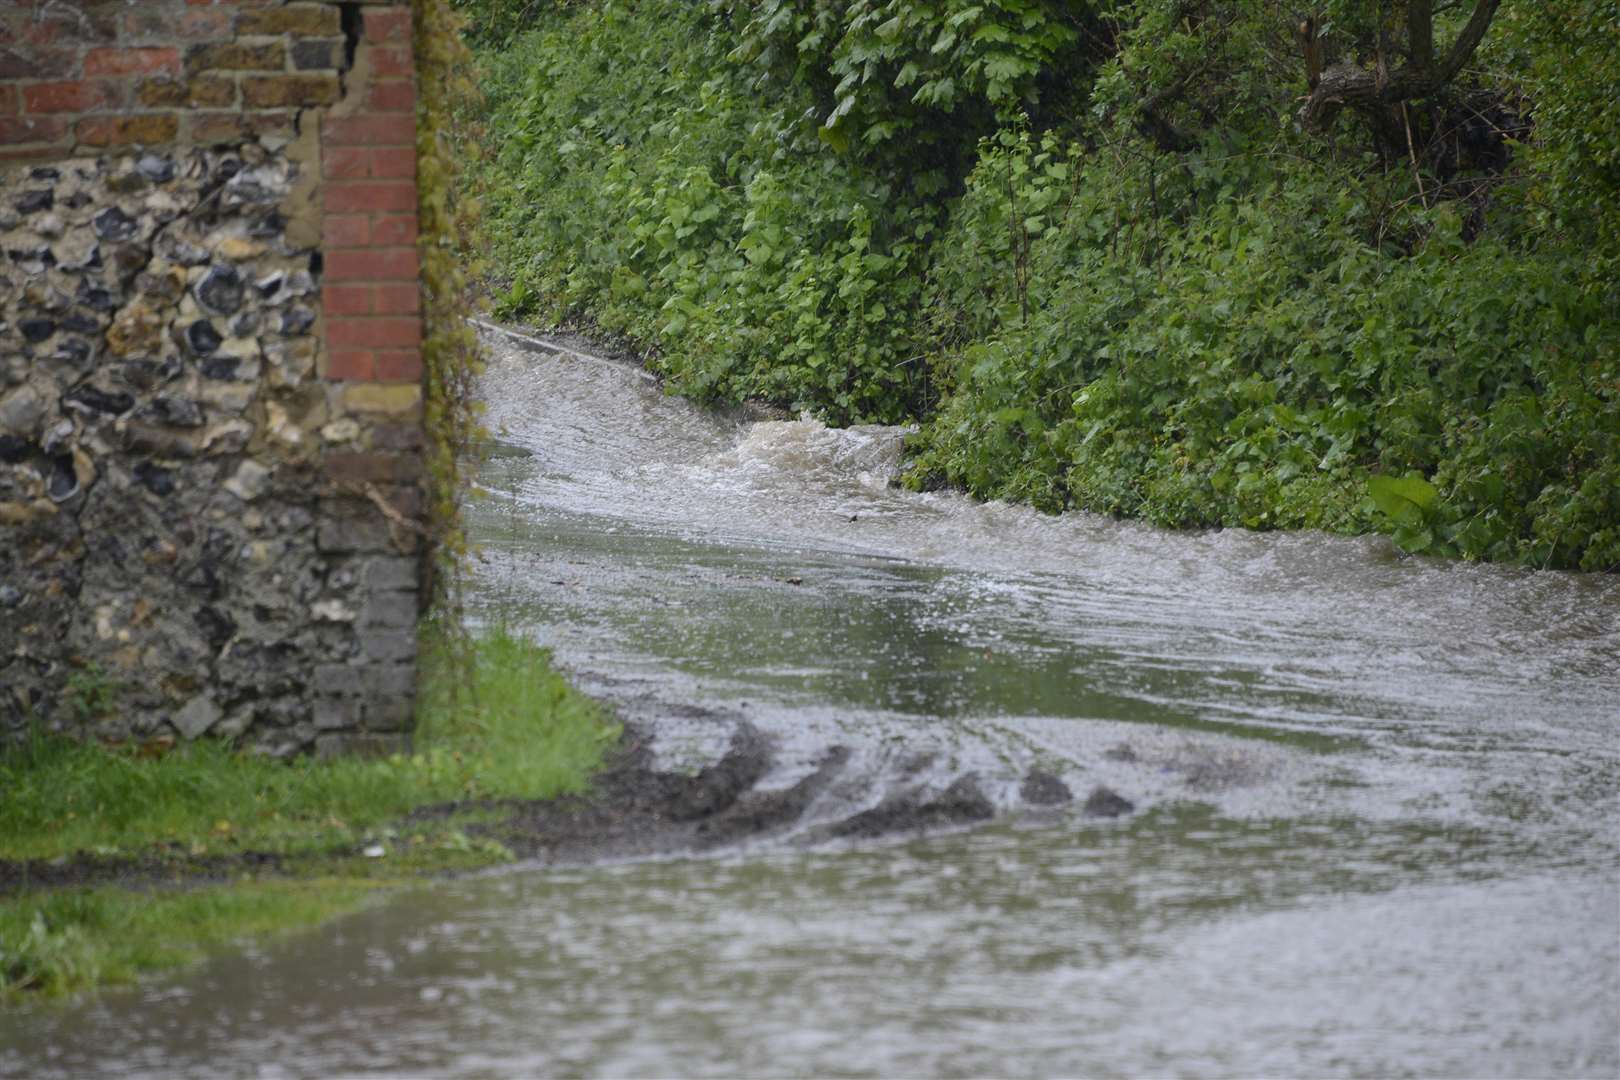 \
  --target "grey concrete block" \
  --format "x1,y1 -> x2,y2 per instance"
362,628 -> 418,663
358,662 -> 416,699
363,556 -> 419,591
313,663 -> 359,697
362,591 -> 419,629
313,699 -> 360,731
